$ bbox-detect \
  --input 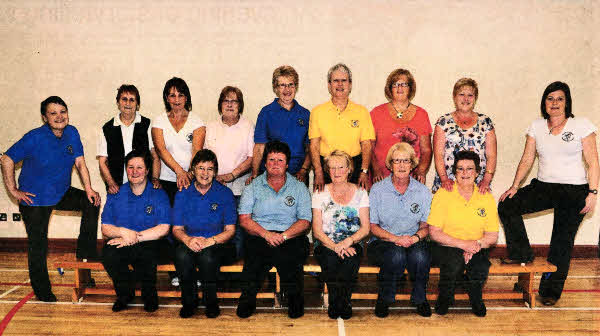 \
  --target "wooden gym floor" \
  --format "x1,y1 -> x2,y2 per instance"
0,251 -> 598,335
